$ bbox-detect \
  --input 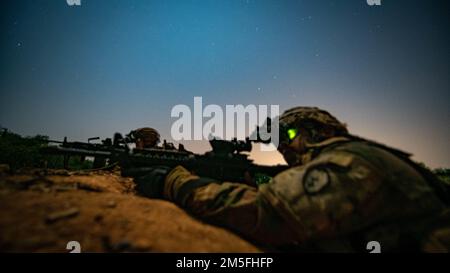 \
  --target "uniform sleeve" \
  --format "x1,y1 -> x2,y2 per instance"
163,165 -> 299,246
